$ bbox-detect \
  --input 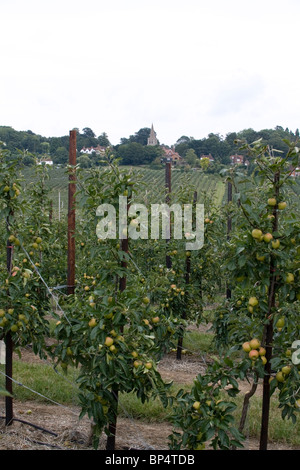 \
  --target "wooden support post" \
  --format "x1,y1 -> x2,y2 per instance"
67,130 -> 76,296
176,191 -> 197,360
165,162 -> 172,269
106,200 -> 129,451
259,172 -> 279,450
226,180 -> 232,300
5,235 -> 13,425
